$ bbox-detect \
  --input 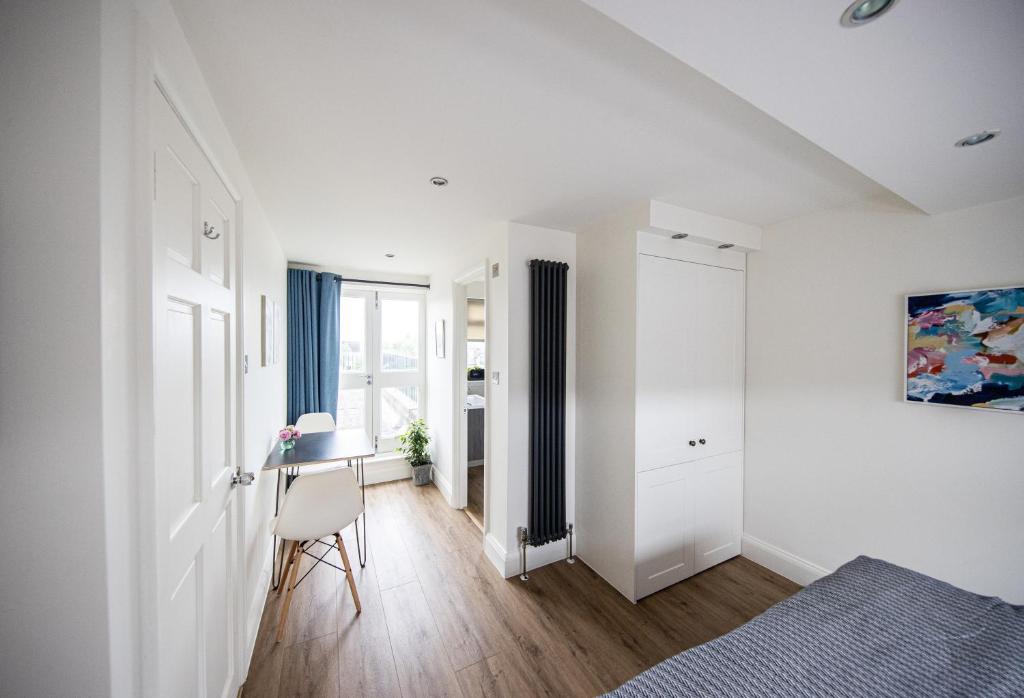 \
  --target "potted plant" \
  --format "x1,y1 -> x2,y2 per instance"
397,419 -> 432,486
